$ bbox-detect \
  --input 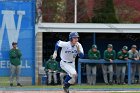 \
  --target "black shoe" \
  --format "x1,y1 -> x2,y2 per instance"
53,83 -> 57,86
63,86 -> 69,93
117,82 -> 121,85
10,83 -> 13,87
109,81 -> 113,85
105,83 -> 109,85
121,82 -> 126,85
17,83 -> 22,87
